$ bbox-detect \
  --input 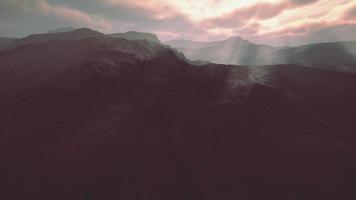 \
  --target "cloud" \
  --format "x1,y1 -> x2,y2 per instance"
0,0 -> 111,37
0,0 -> 355,45
344,4 -> 356,19
202,0 -> 323,29
247,23 -> 356,46
47,0 -> 210,41
289,0 -> 319,6
202,2 -> 289,28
